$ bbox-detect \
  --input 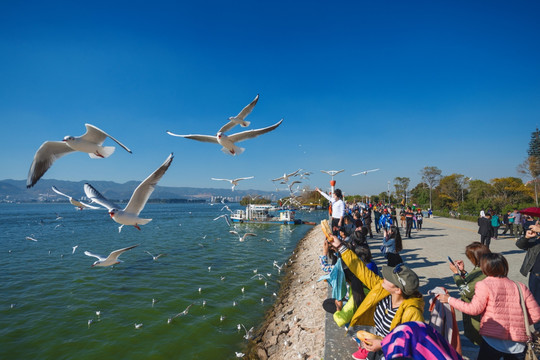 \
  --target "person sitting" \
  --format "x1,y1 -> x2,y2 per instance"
329,235 -> 424,360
